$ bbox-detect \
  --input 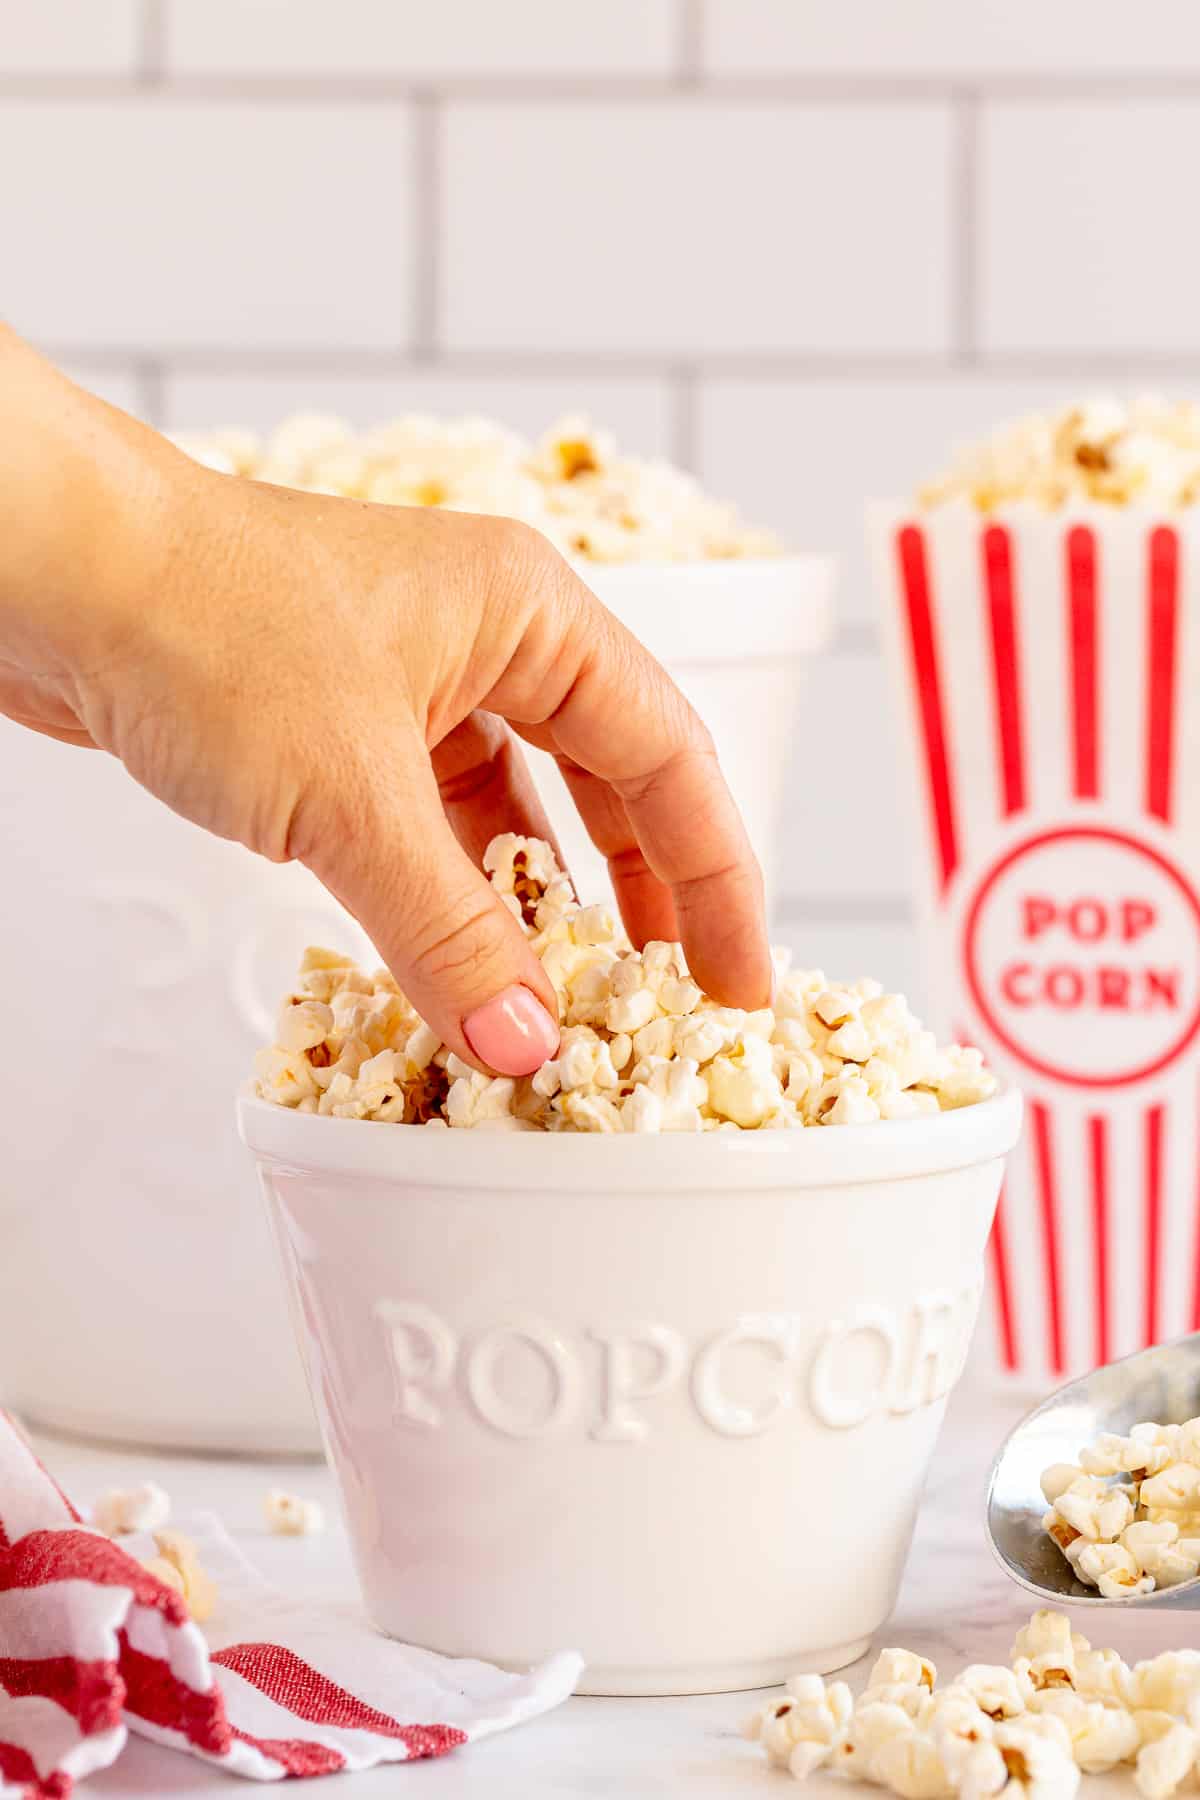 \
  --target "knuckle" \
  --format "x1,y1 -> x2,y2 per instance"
407,892 -> 513,994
